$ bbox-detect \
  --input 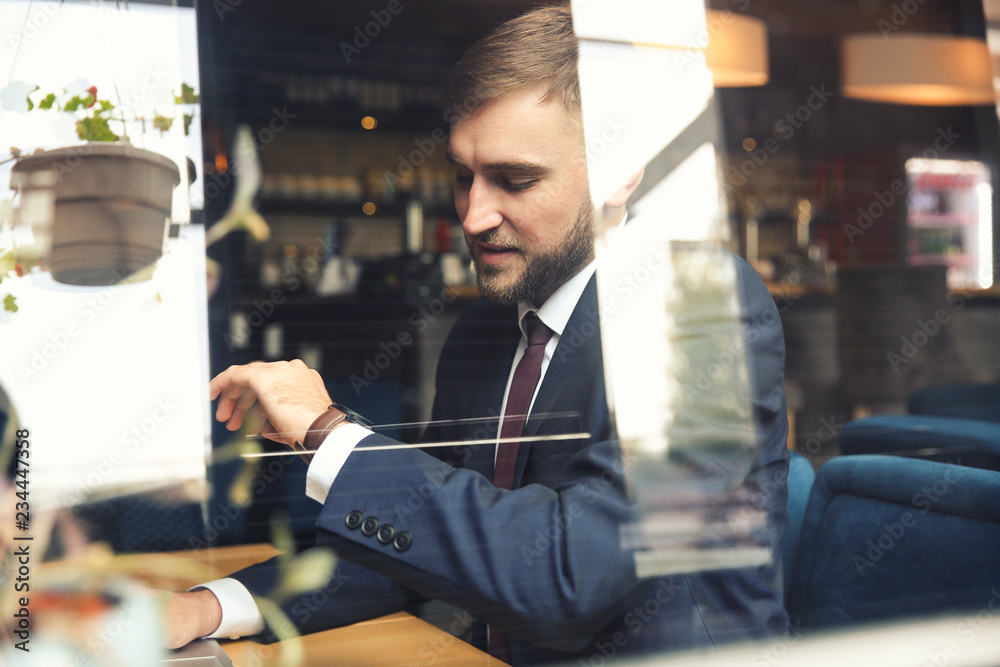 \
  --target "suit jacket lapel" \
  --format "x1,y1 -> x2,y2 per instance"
462,344 -> 515,478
